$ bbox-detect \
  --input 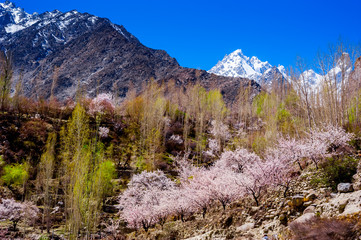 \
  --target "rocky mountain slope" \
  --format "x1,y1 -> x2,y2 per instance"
0,1 -> 259,102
